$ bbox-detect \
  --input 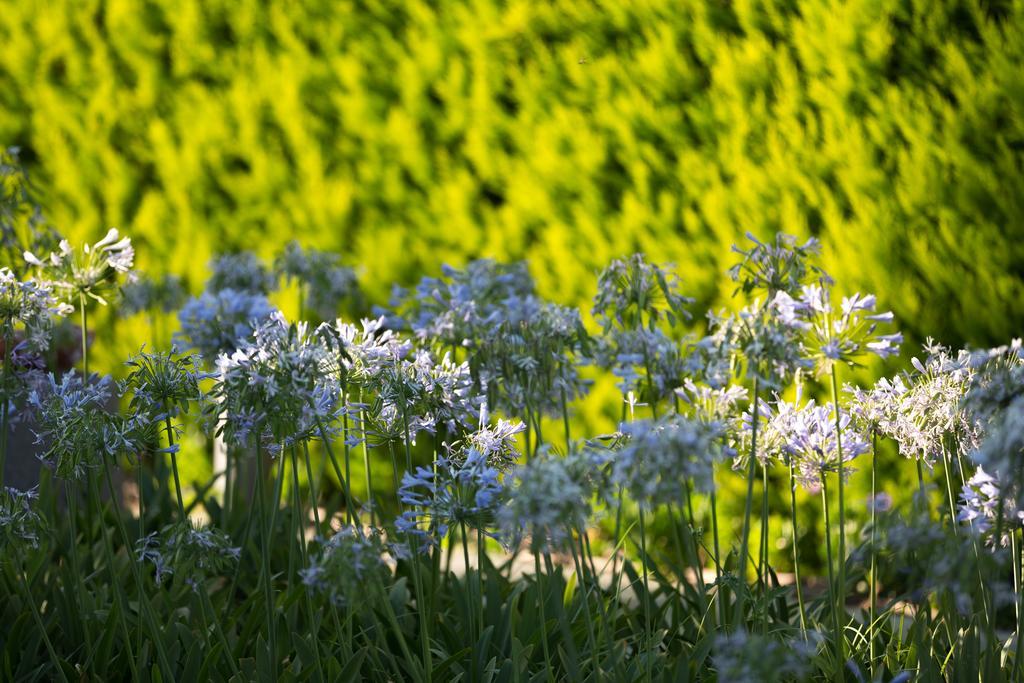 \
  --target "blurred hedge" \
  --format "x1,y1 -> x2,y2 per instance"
1,0 -> 1022,346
